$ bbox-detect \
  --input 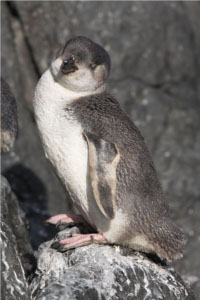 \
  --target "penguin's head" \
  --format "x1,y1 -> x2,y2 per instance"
50,36 -> 111,92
